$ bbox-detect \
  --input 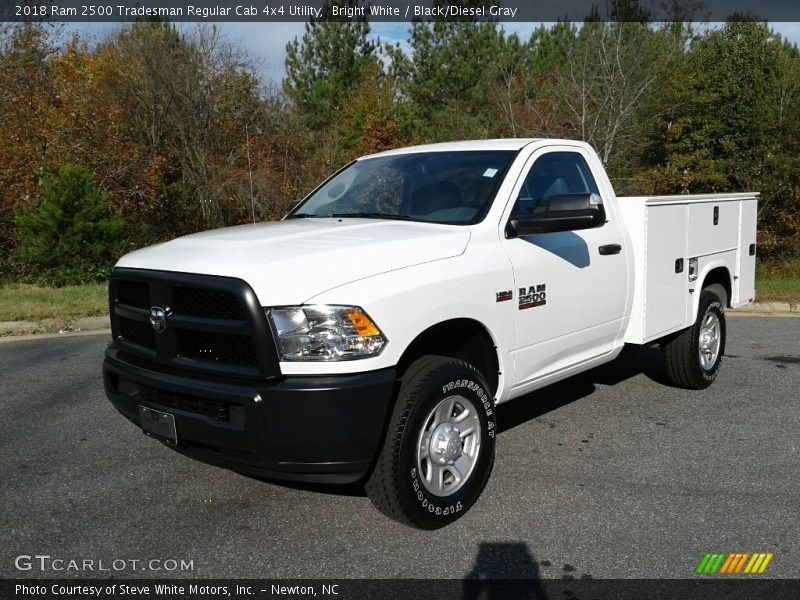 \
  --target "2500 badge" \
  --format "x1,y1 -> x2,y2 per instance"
519,284 -> 546,309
